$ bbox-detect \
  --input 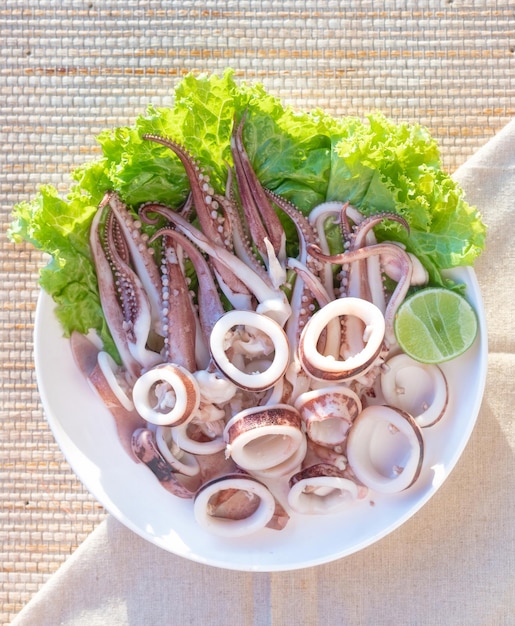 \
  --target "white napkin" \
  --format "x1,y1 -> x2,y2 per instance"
11,121 -> 515,626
